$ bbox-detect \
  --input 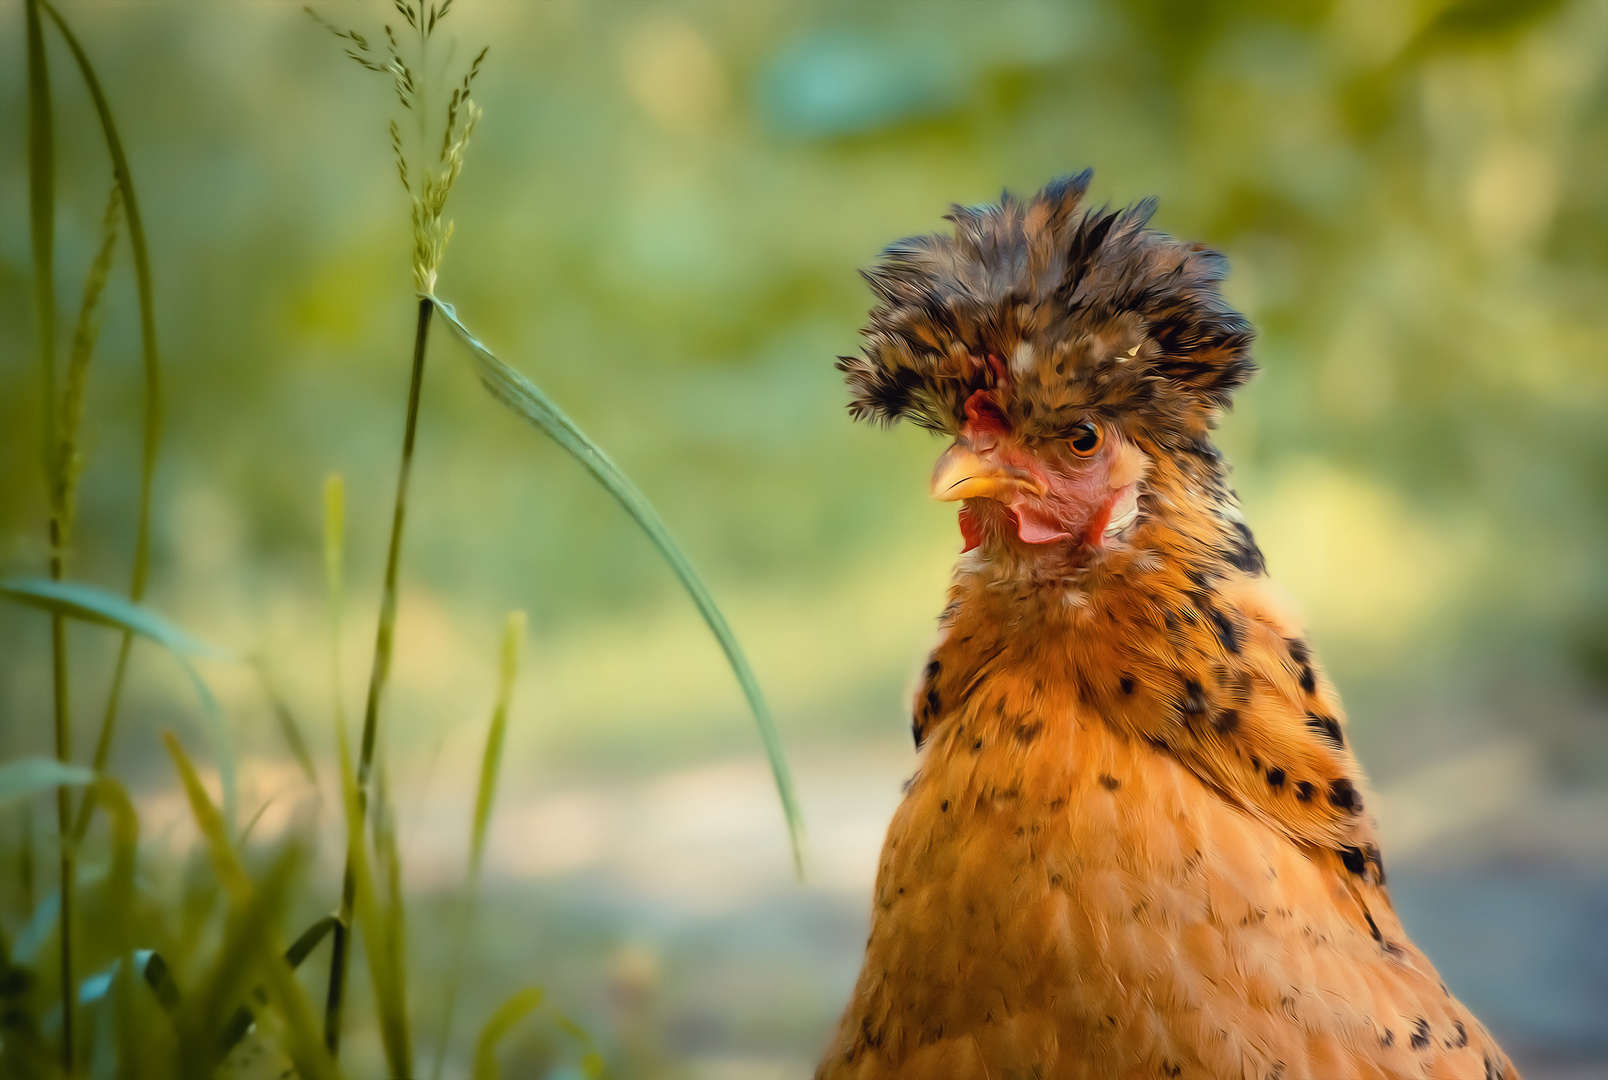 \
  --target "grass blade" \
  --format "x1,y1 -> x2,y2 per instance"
2,577 -> 239,827
0,759 -> 95,810
285,916 -> 341,971
472,985 -> 543,1080
179,848 -> 297,1077
472,612 -> 523,876
432,610 -> 525,1078
139,951 -> 181,1013
163,733 -> 341,1080
41,0 -> 167,808
330,681 -> 413,1076
428,294 -> 806,875
85,778 -> 145,1074
372,746 -> 413,1075
252,659 -> 320,790
26,0 -> 56,485
25,0 -> 74,1064
357,298 -> 432,802
217,914 -> 342,1057
319,474 -> 411,1074
56,183 -> 122,549
236,795 -> 278,850
0,577 -> 231,661
17,778 -> 139,1066
322,472 -> 354,1054
327,297 -> 434,1061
